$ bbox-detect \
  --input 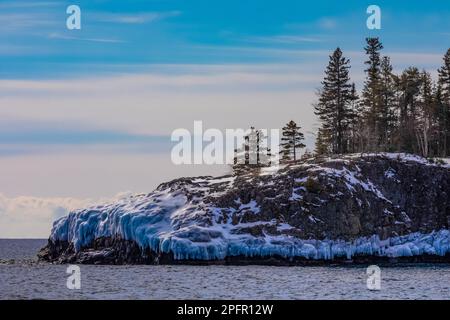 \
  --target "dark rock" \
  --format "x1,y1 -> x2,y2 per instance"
38,154 -> 450,265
